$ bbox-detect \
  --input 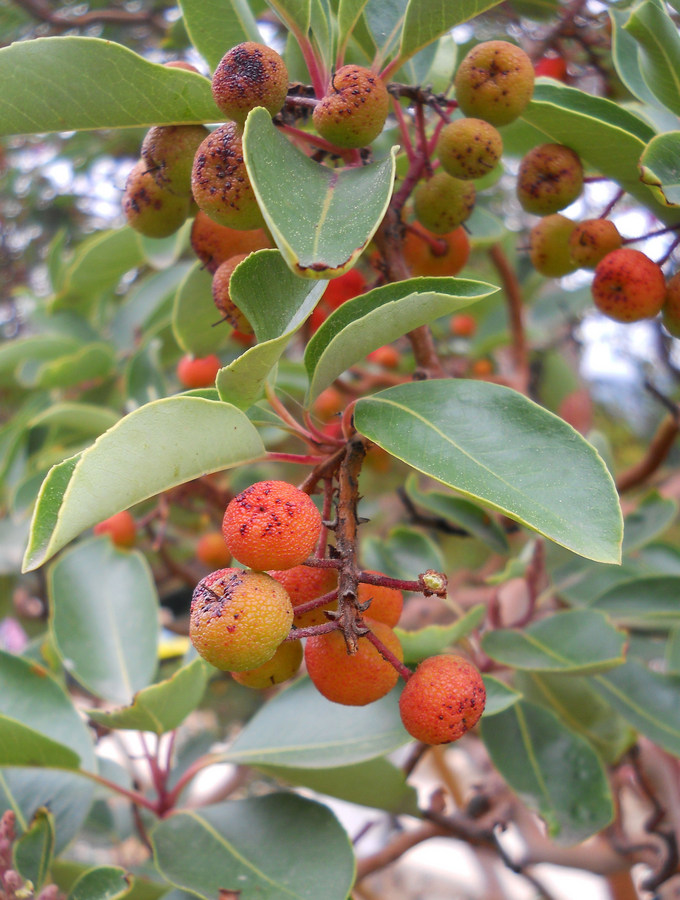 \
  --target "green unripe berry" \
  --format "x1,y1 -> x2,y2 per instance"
529,214 -> 578,277
141,125 -> 210,197
313,65 -> 389,149
212,42 -> 289,125
413,171 -> 476,235
454,41 -> 534,126
436,118 -> 503,180
517,143 -> 583,216
123,160 -> 190,238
